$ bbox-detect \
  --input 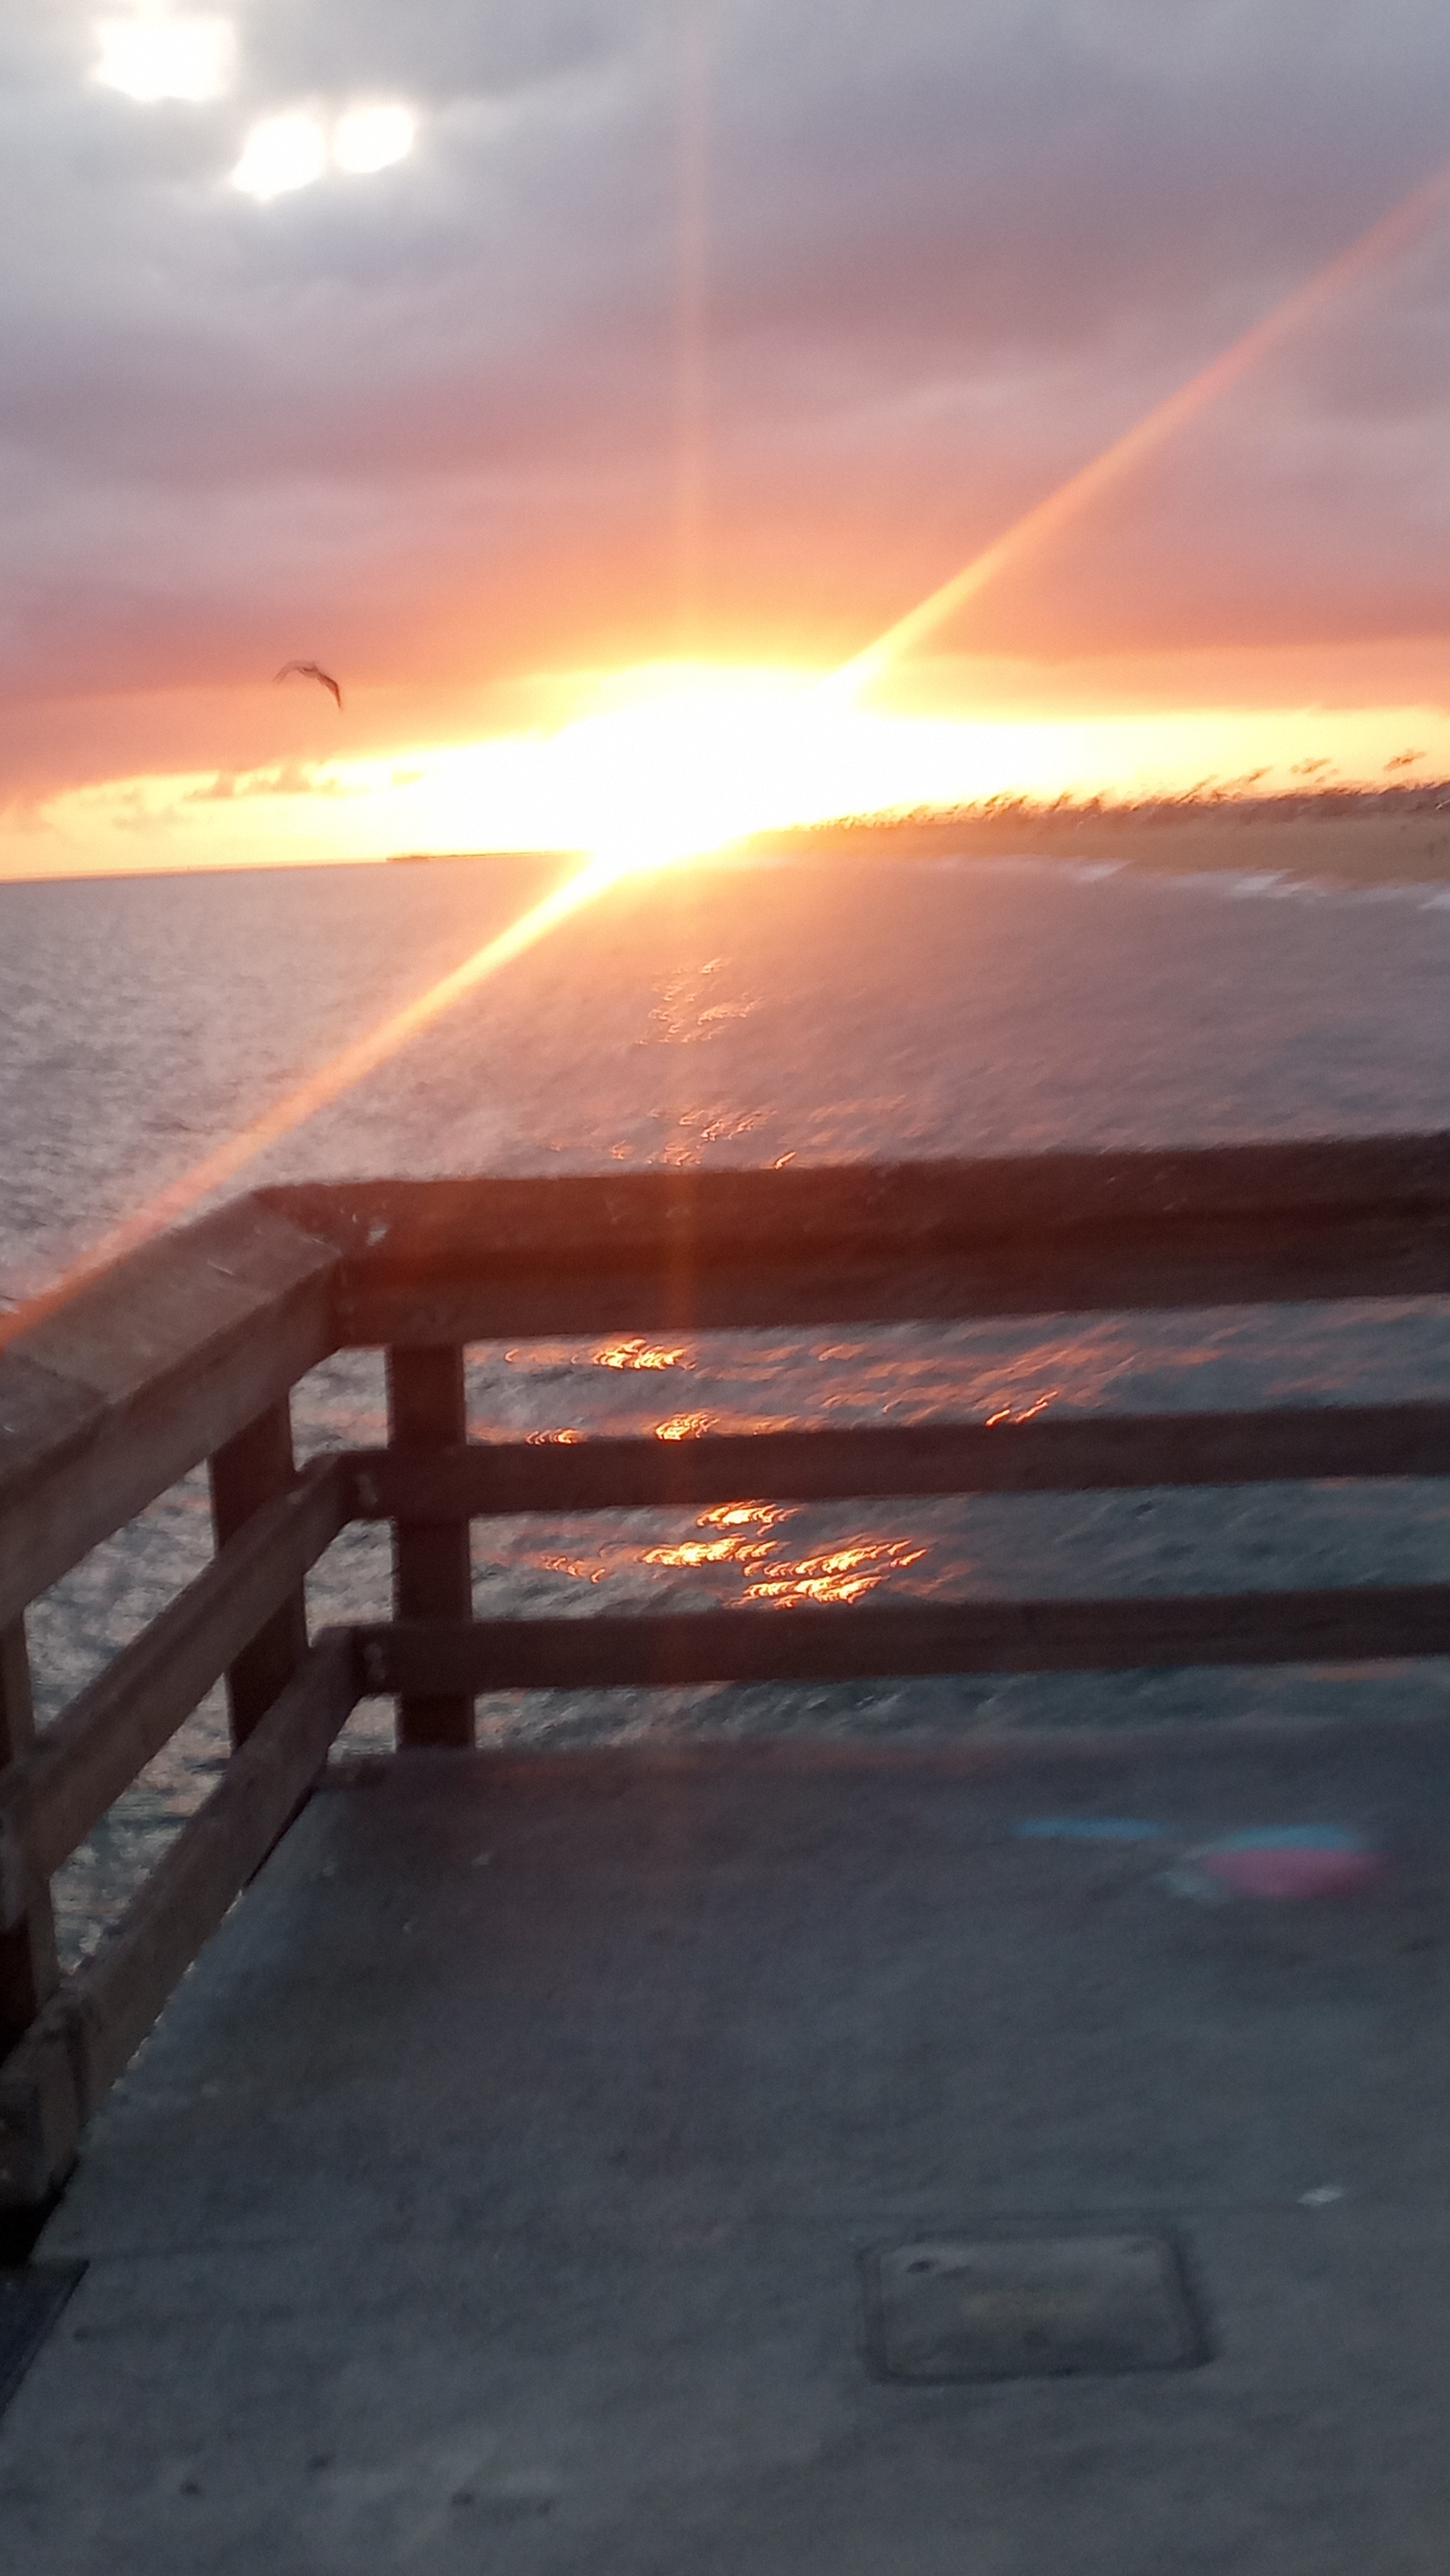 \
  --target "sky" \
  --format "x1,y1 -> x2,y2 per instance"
7,0 -> 1450,876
